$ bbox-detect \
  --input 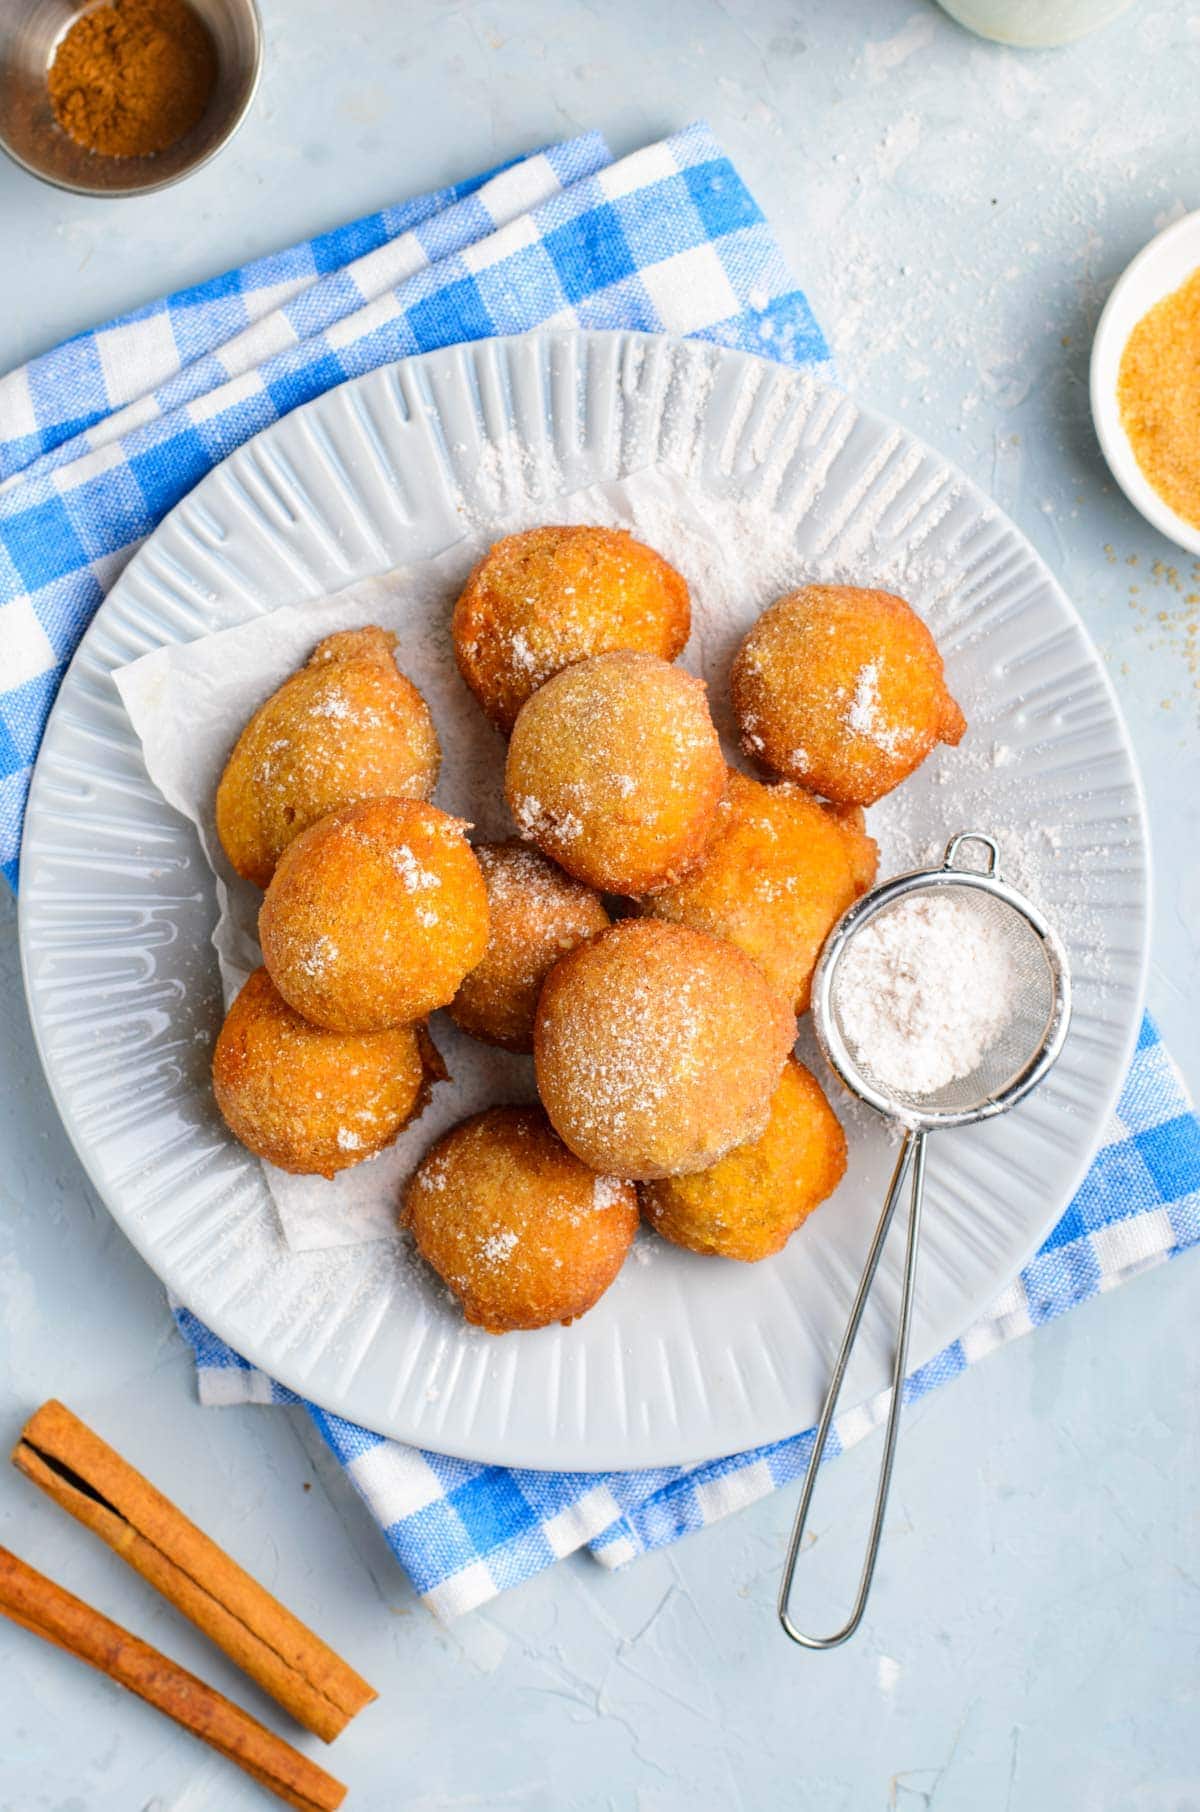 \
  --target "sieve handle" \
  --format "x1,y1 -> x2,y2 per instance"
778,1127 -> 928,1650
943,830 -> 1000,876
